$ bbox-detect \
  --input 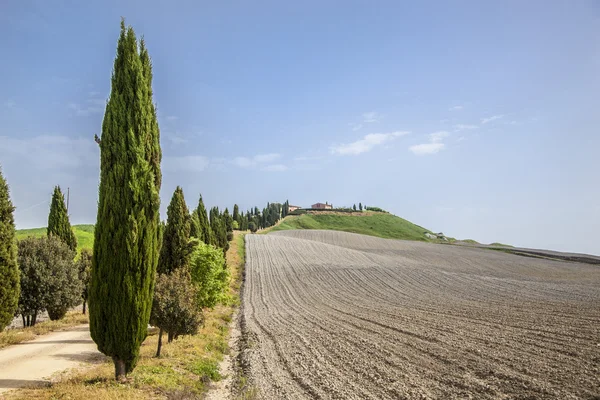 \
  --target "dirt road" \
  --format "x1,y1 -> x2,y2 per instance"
242,230 -> 600,399
0,324 -> 100,394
